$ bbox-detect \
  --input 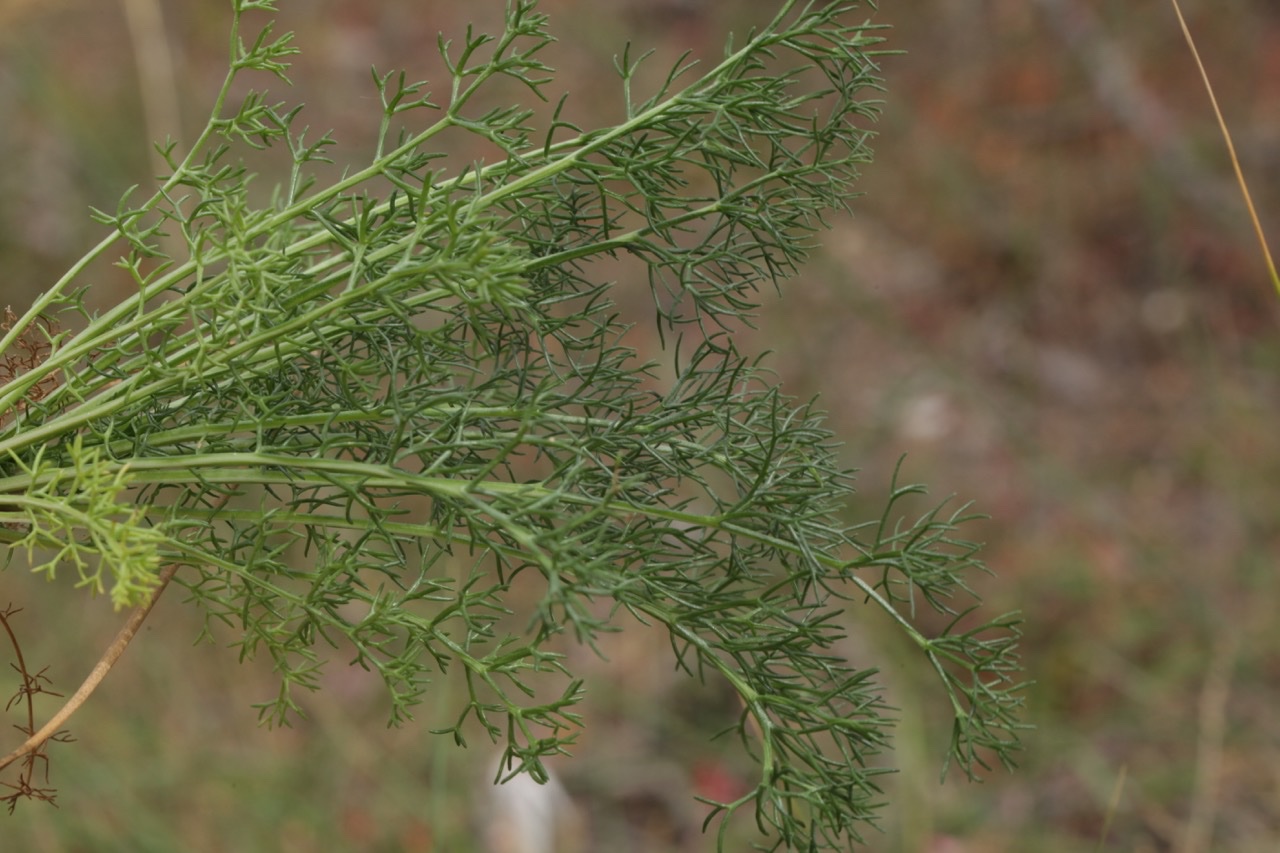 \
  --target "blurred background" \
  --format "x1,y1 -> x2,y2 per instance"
3,1 -> 1280,850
